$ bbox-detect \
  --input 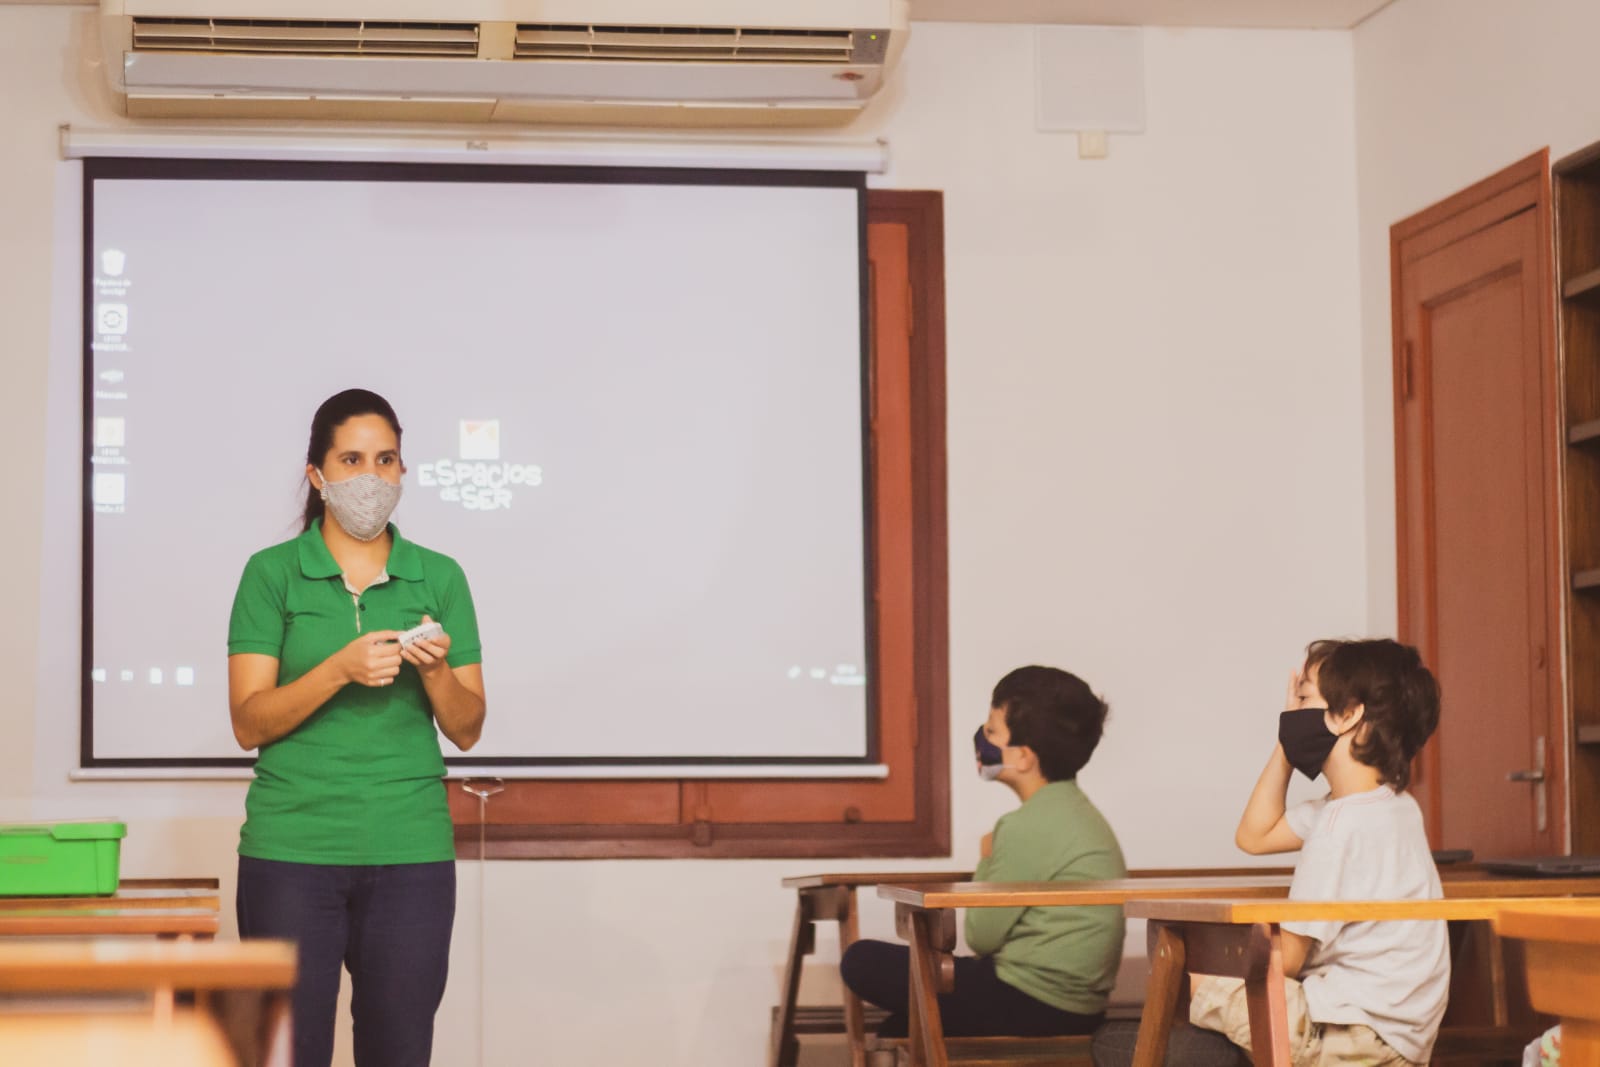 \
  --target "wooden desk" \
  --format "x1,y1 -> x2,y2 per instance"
875,877 -> 1295,1067
0,1009 -> 236,1066
772,867 -> 1294,1067
1125,897 -> 1600,1067
0,938 -> 297,1067
0,907 -> 219,938
119,878 -> 224,890
0,877 -> 222,938
773,870 -> 969,1067
0,886 -> 221,913
878,875 -> 1600,1067
1497,906 -> 1600,1065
